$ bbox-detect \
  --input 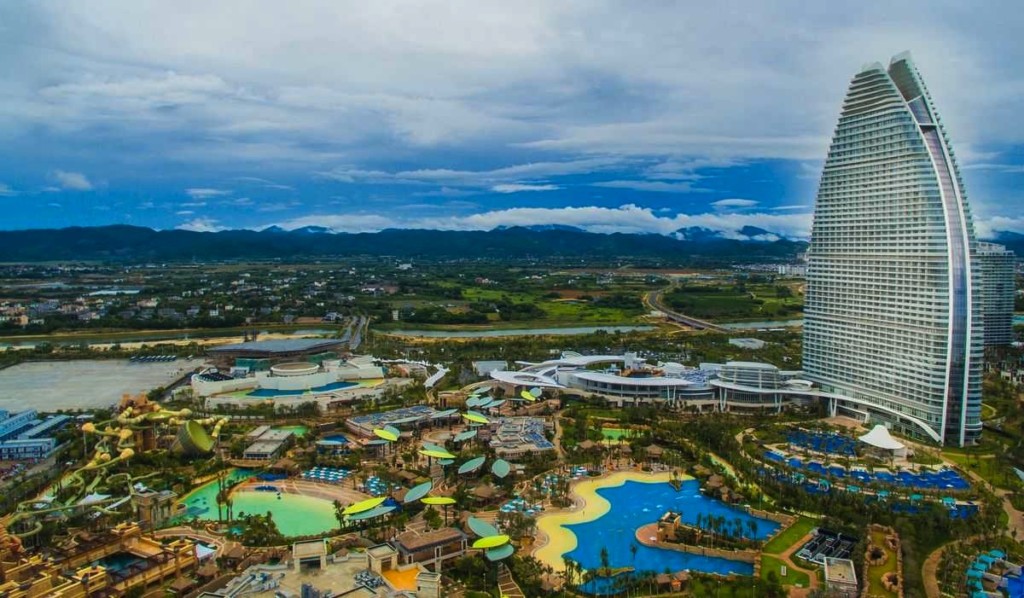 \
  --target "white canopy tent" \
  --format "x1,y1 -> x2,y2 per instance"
858,424 -> 907,458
